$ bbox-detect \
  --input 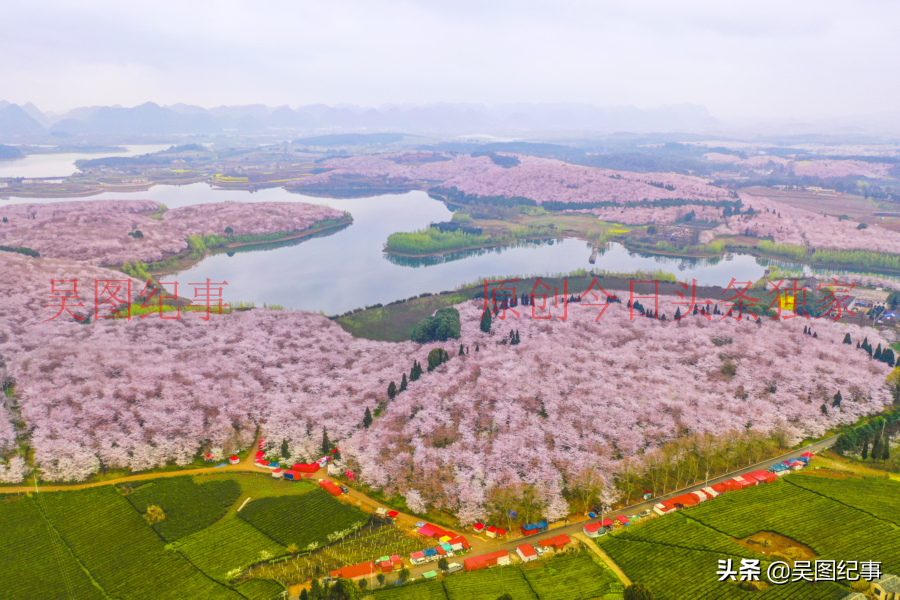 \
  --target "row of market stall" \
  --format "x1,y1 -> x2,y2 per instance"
411,522 -> 472,566
650,453 -> 814,517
